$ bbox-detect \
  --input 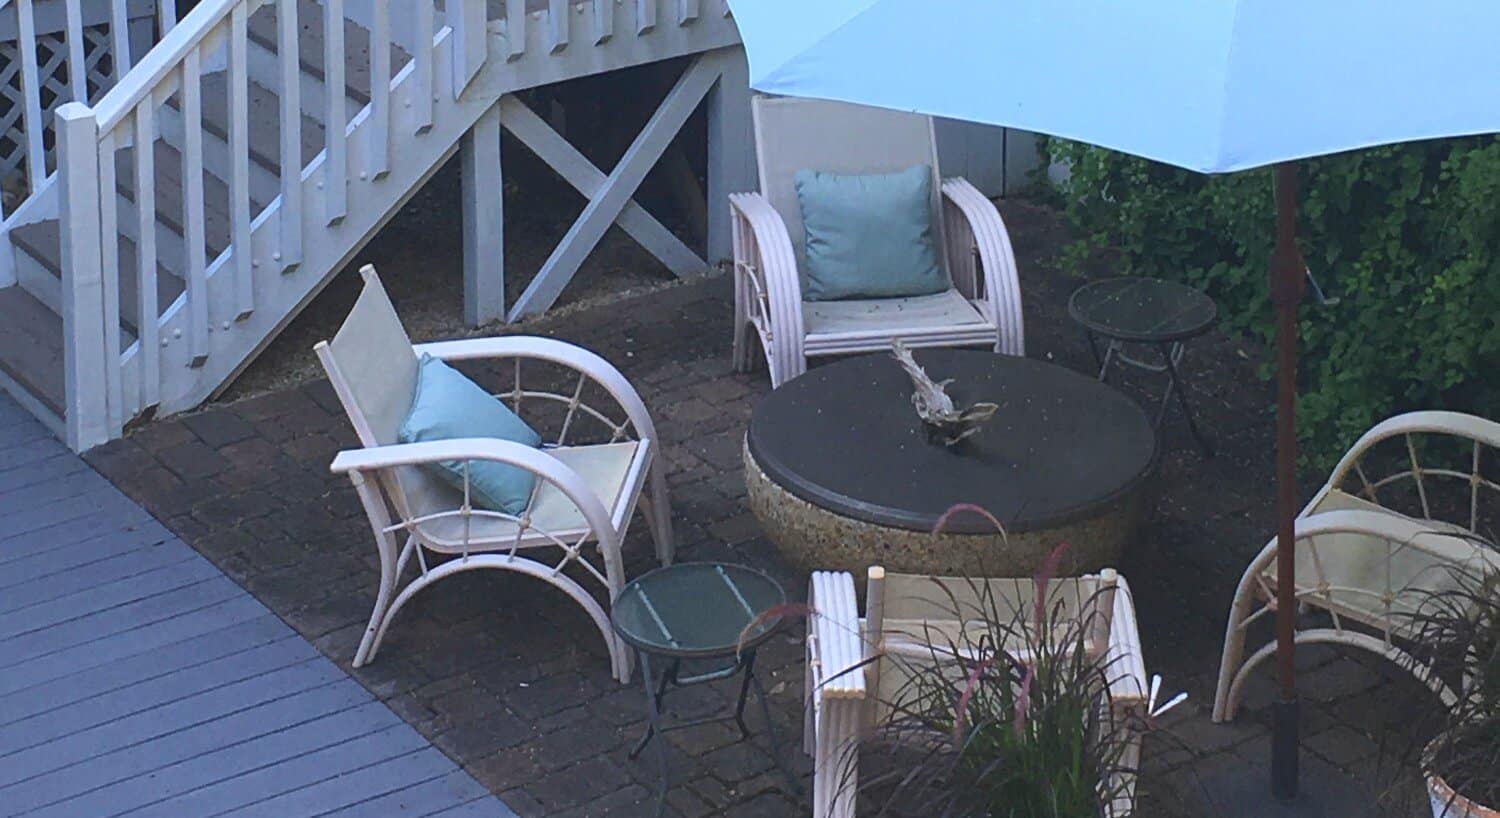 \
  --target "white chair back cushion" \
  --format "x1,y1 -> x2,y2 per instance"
1274,503 -> 1500,630
325,271 -> 420,447
318,269 -> 455,523
752,96 -> 948,274
870,572 -> 1114,723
